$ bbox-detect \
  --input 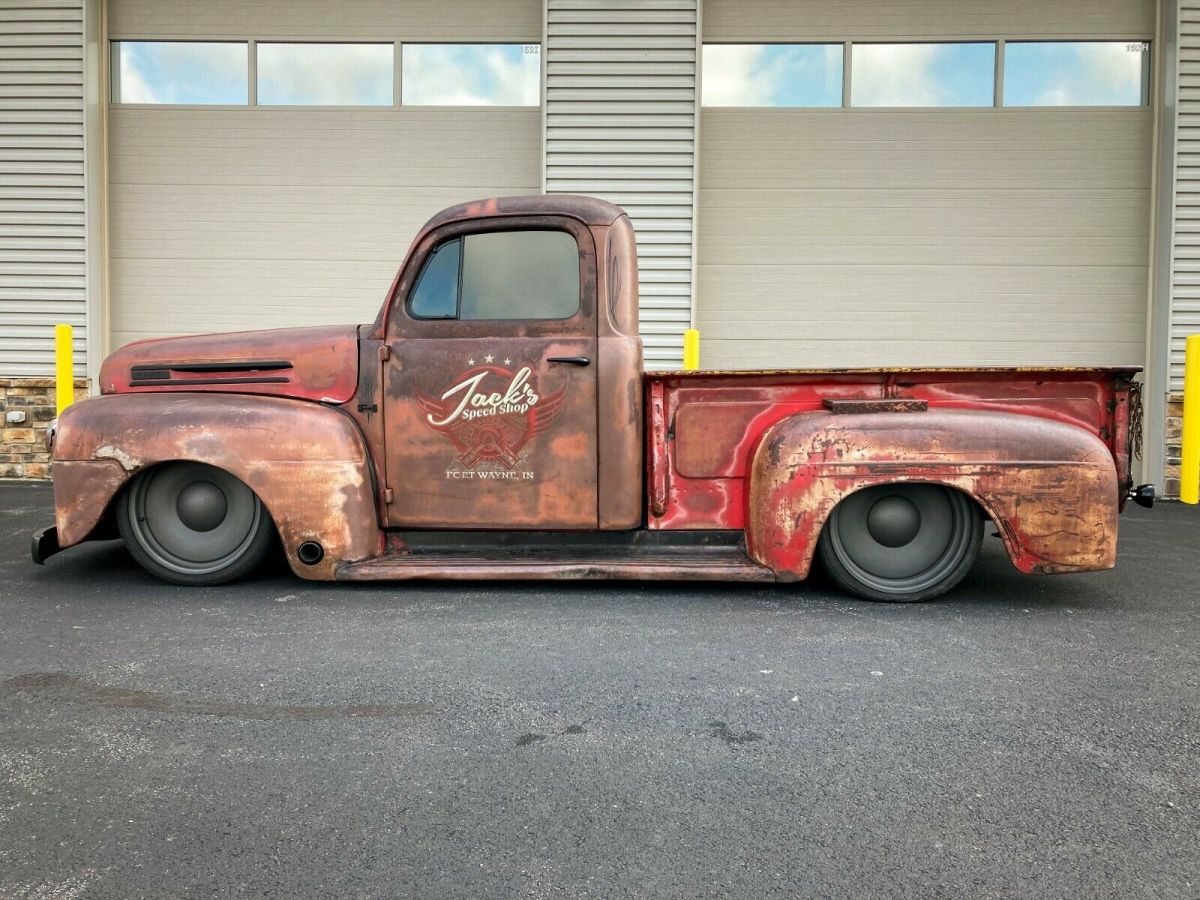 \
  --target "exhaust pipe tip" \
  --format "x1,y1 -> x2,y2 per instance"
297,541 -> 325,565
1129,484 -> 1156,509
